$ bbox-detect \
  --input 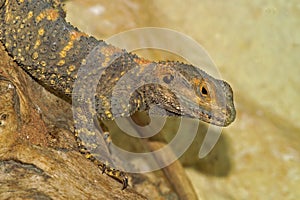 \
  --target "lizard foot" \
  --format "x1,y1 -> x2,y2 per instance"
80,148 -> 128,189
101,164 -> 128,190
